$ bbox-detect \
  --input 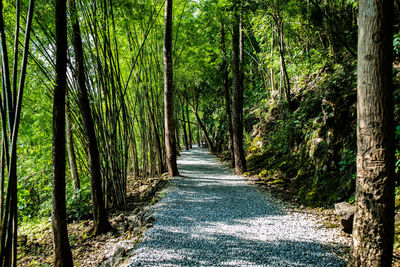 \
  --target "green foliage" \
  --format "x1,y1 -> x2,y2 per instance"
338,149 -> 356,173
395,126 -> 400,174
395,186 -> 400,250
245,62 -> 357,206
66,183 -> 92,221
17,73 -> 53,221
394,32 -> 400,57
